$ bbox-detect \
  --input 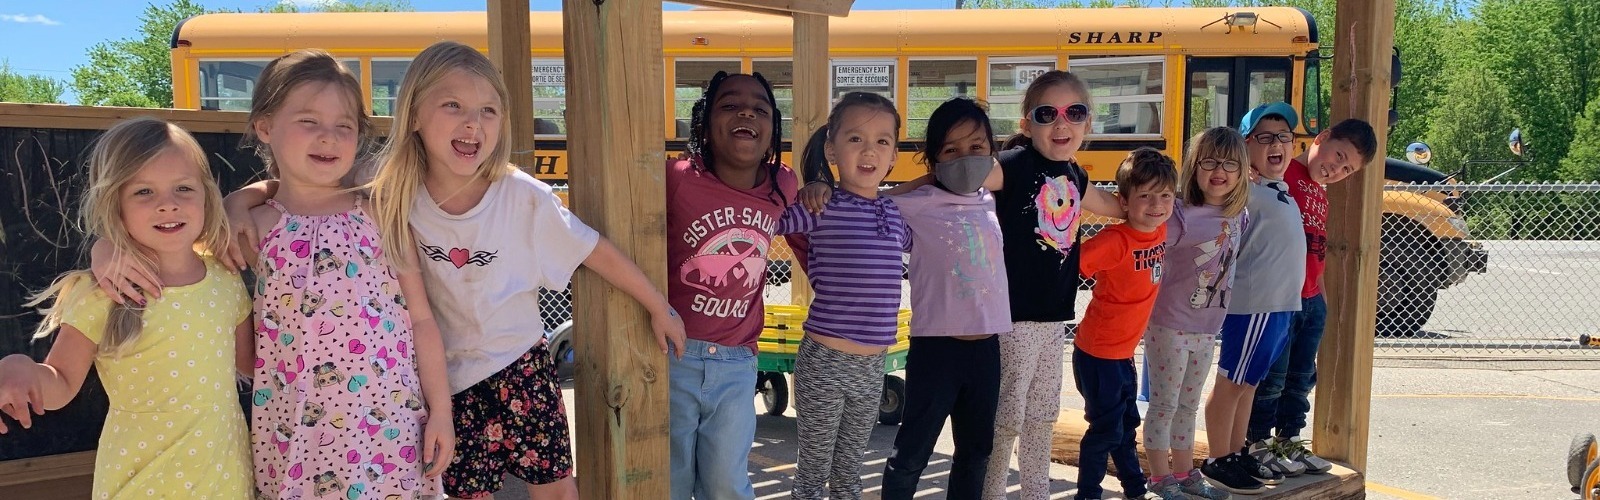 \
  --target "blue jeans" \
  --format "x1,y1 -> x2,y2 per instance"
1072,349 -> 1147,500
670,339 -> 758,500
1247,294 -> 1327,442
